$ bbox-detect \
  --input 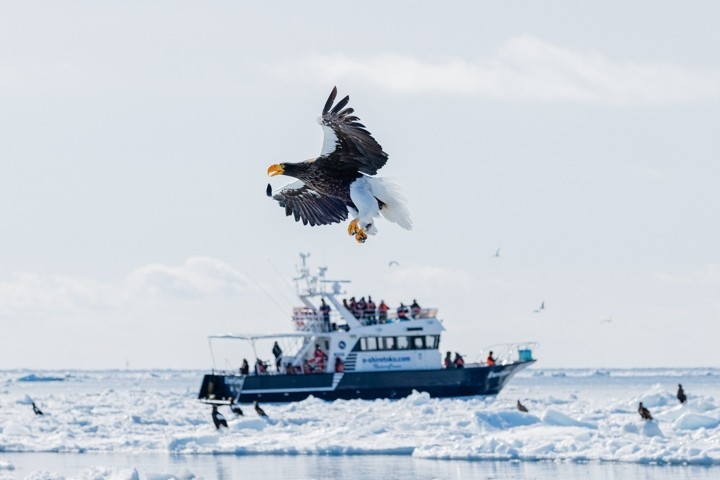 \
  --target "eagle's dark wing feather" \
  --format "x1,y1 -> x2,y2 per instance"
272,181 -> 348,226
317,86 -> 388,176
